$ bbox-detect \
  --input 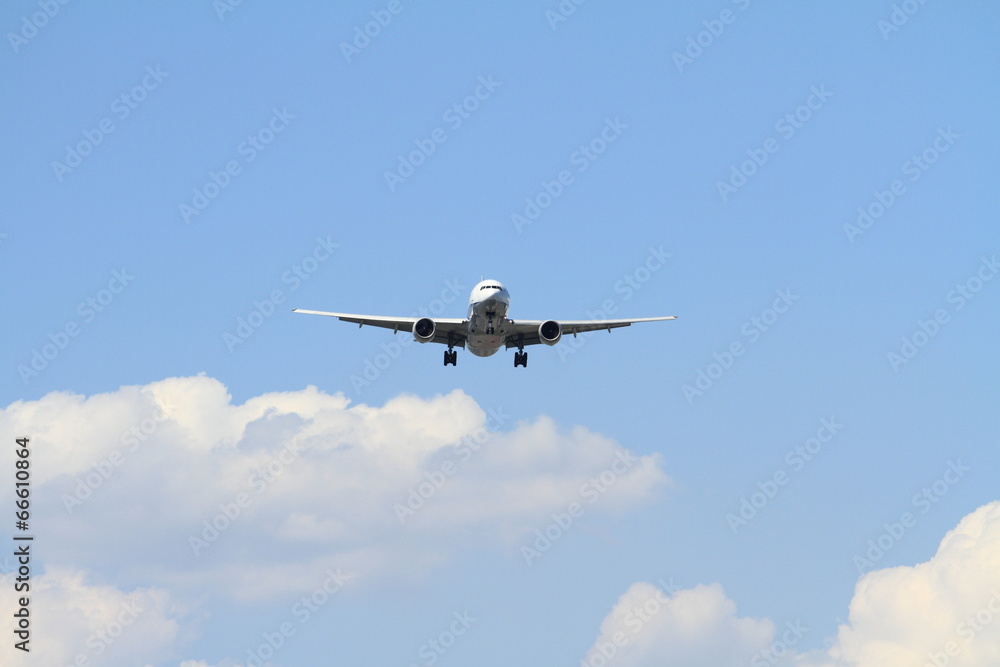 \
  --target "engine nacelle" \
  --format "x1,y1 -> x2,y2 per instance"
413,317 -> 436,343
538,320 -> 562,346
